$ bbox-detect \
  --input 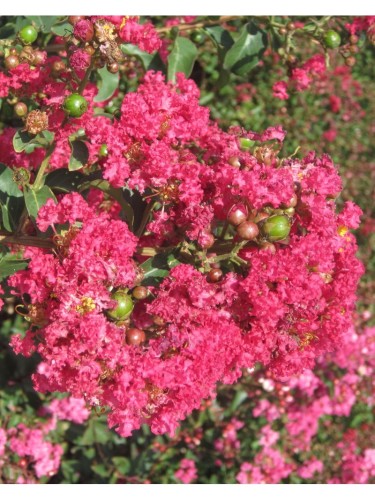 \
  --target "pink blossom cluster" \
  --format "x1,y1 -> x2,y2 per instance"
6,68 -> 363,437
235,326 -> 375,483
174,458 -> 198,484
273,54 -> 326,100
0,422 -> 63,483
